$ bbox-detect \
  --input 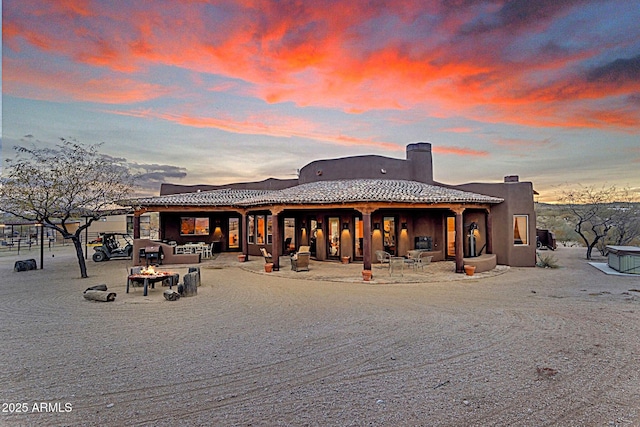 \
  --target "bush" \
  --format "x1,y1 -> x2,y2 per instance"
537,252 -> 560,269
